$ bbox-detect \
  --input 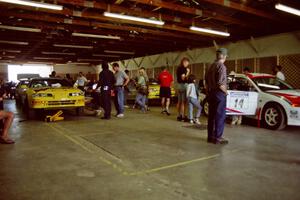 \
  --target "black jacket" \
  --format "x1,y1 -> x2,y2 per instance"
98,69 -> 115,90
